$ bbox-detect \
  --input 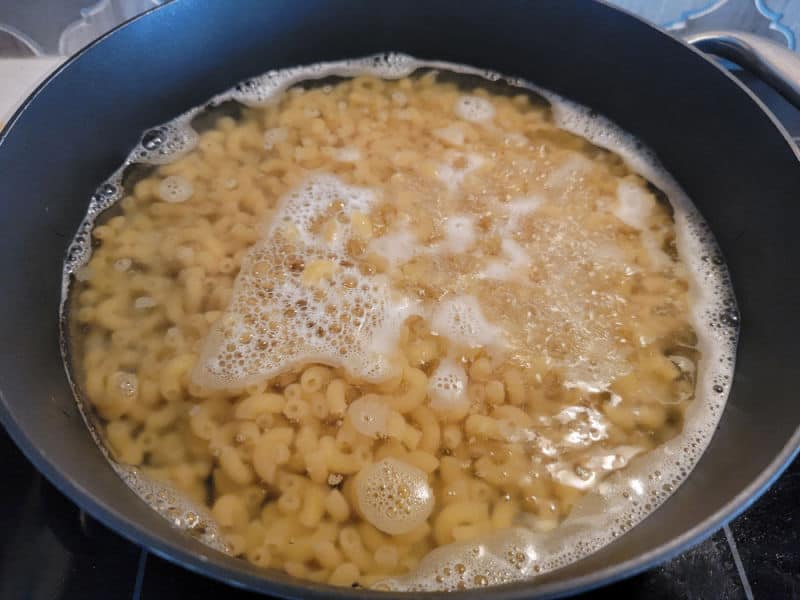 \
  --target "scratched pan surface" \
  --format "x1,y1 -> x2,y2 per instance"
0,1 -> 798,598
